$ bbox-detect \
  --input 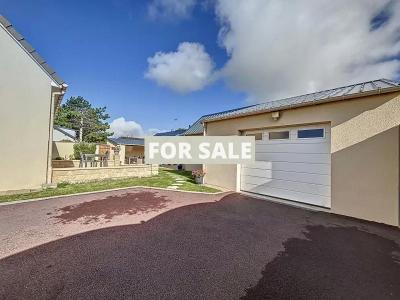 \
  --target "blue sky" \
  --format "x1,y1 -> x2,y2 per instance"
1,0 -> 243,134
2,0 -> 400,136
